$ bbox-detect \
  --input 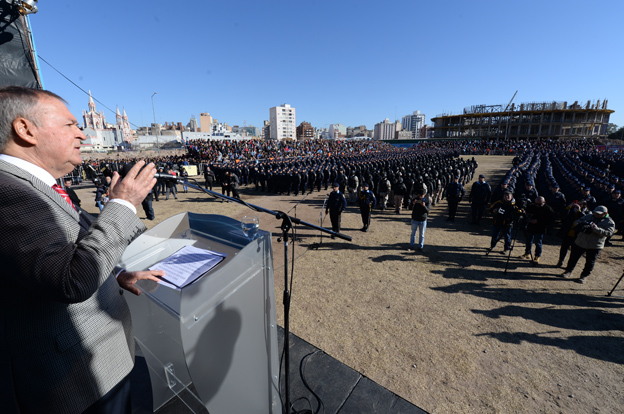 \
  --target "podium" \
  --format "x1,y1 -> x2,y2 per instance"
118,212 -> 282,413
